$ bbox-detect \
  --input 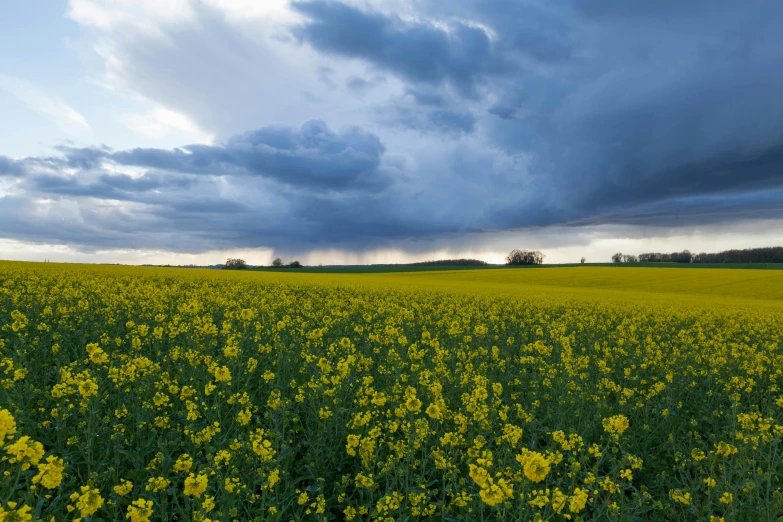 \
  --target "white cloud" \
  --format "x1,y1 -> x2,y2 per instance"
0,74 -> 93,139
66,0 -> 195,33
0,178 -> 24,198
67,0 -> 301,30
121,106 -> 215,144
201,0 -> 298,24
66,0 -> 391,138
0,238 -> 274,265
